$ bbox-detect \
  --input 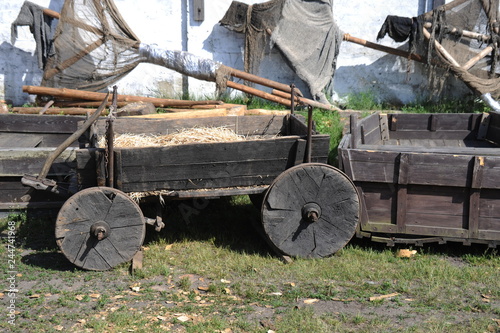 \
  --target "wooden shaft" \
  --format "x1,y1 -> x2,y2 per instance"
422,27 -> 460,67
221,65 -> 303,96
226,80 -> 292,107
343,34 -> 426,63
422,0 -> 469,20
12,107 -> 99,115
462,46 -> 493,70
43,8 -> 60,19
43,39 -> 104,80
272,89 -> 341,111
423,22 -> 491,42
23,85 -> 222,107
37,93 -> 109,180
